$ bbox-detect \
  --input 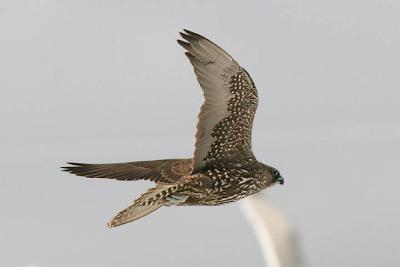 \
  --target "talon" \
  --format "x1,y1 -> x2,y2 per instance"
166,195 -> 181,201
165,195 -> 188,206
